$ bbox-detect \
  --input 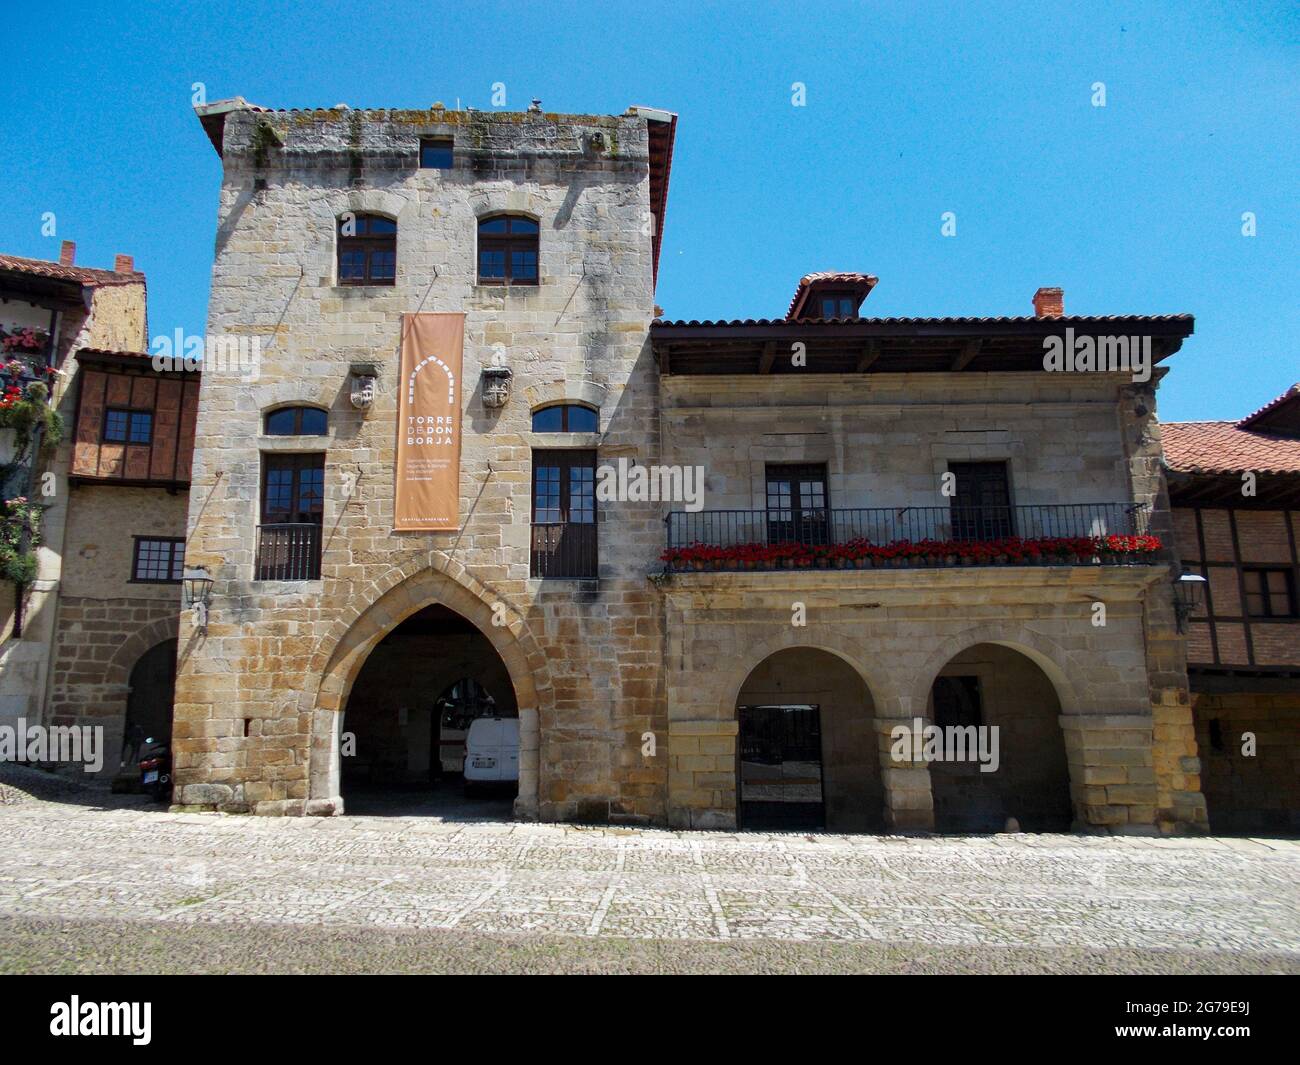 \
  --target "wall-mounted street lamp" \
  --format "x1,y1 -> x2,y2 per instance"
1173,571 -> 1207,633
349,362 -> 378,410
183,566 -> 215,631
